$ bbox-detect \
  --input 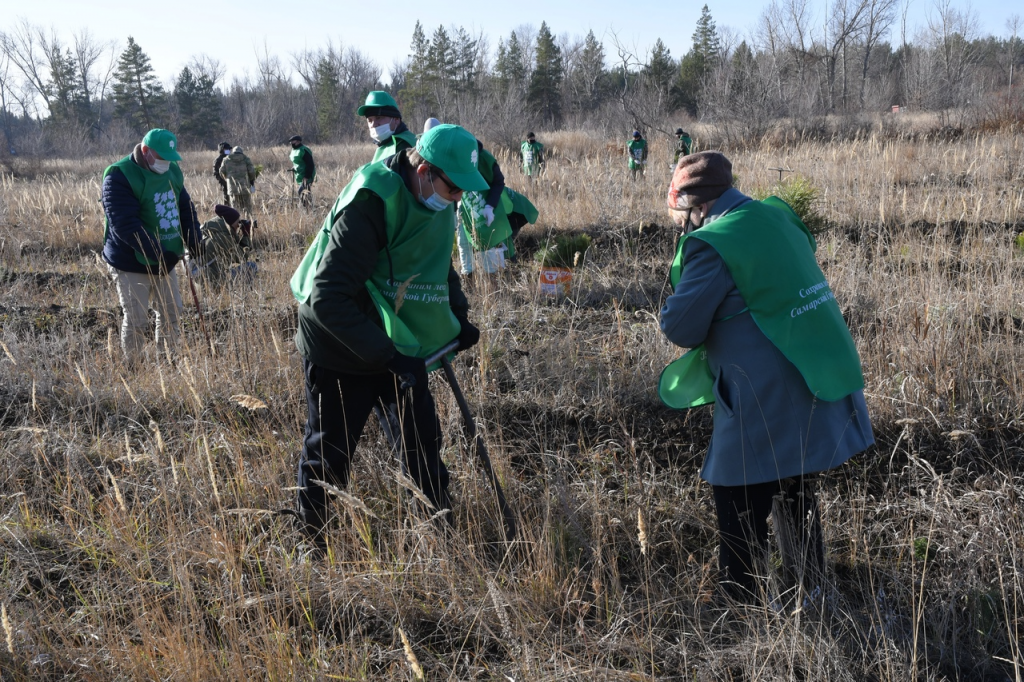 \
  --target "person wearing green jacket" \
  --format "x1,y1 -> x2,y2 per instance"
520,131 -> 544,178
288,124 -> 488,548
627,130 -> 648,180
288,135 -> 316,208
358,90 -> 417,163
673,128 -> 692,166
